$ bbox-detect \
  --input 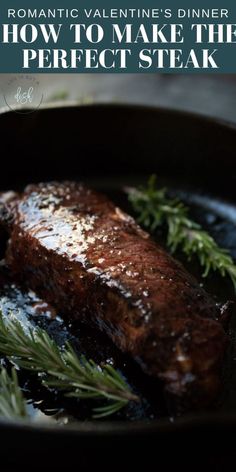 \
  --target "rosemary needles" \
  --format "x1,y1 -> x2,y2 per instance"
0,367 -> 28,420
0,313 -> 138,419
127,175 -> 236,291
